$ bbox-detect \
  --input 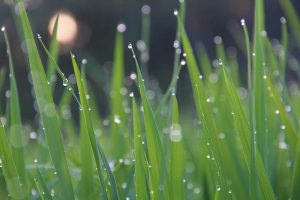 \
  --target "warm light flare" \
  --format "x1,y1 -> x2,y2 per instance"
48,12 -> 78,45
